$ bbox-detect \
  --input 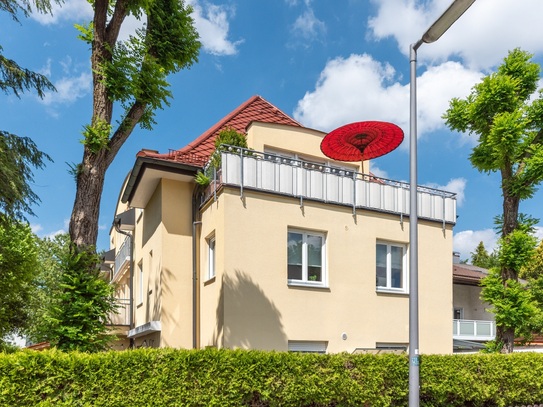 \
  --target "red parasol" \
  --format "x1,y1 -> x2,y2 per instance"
320,121 -> 404,162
